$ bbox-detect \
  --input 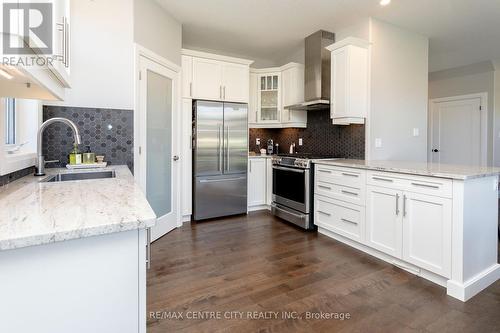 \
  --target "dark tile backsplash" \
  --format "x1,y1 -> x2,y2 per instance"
249,109 -> 365,158
42,106 -> 133,170
0,167 -> 35,187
